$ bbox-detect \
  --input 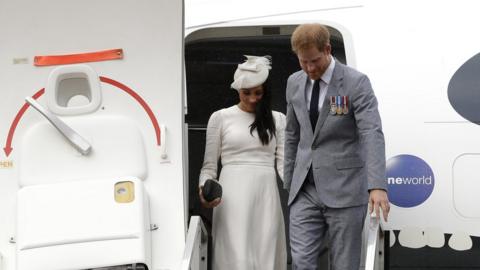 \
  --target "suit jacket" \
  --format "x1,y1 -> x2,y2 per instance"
284,60 -> 386,207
